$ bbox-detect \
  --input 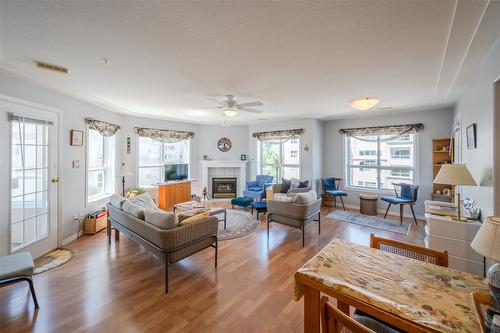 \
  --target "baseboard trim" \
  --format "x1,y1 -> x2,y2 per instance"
62,230 -> 84,246
333,203 -> 425,221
